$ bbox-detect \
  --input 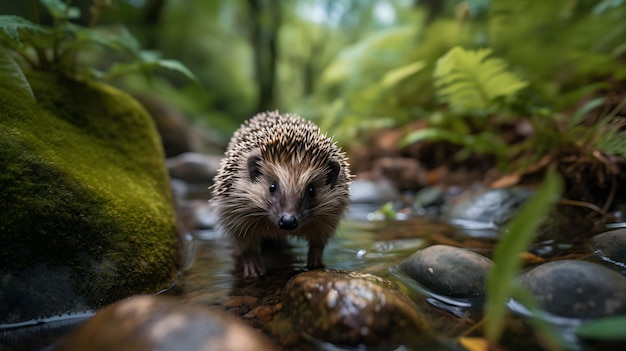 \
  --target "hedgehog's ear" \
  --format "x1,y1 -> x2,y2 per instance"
247,153 -> 262,182
325,160 -> 341,188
